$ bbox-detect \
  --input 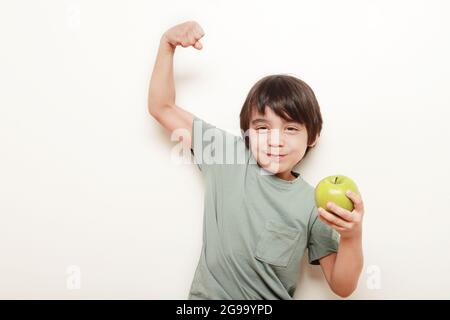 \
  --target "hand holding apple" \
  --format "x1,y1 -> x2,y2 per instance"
315,175 -> 365,239
315,175 -> 360,211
